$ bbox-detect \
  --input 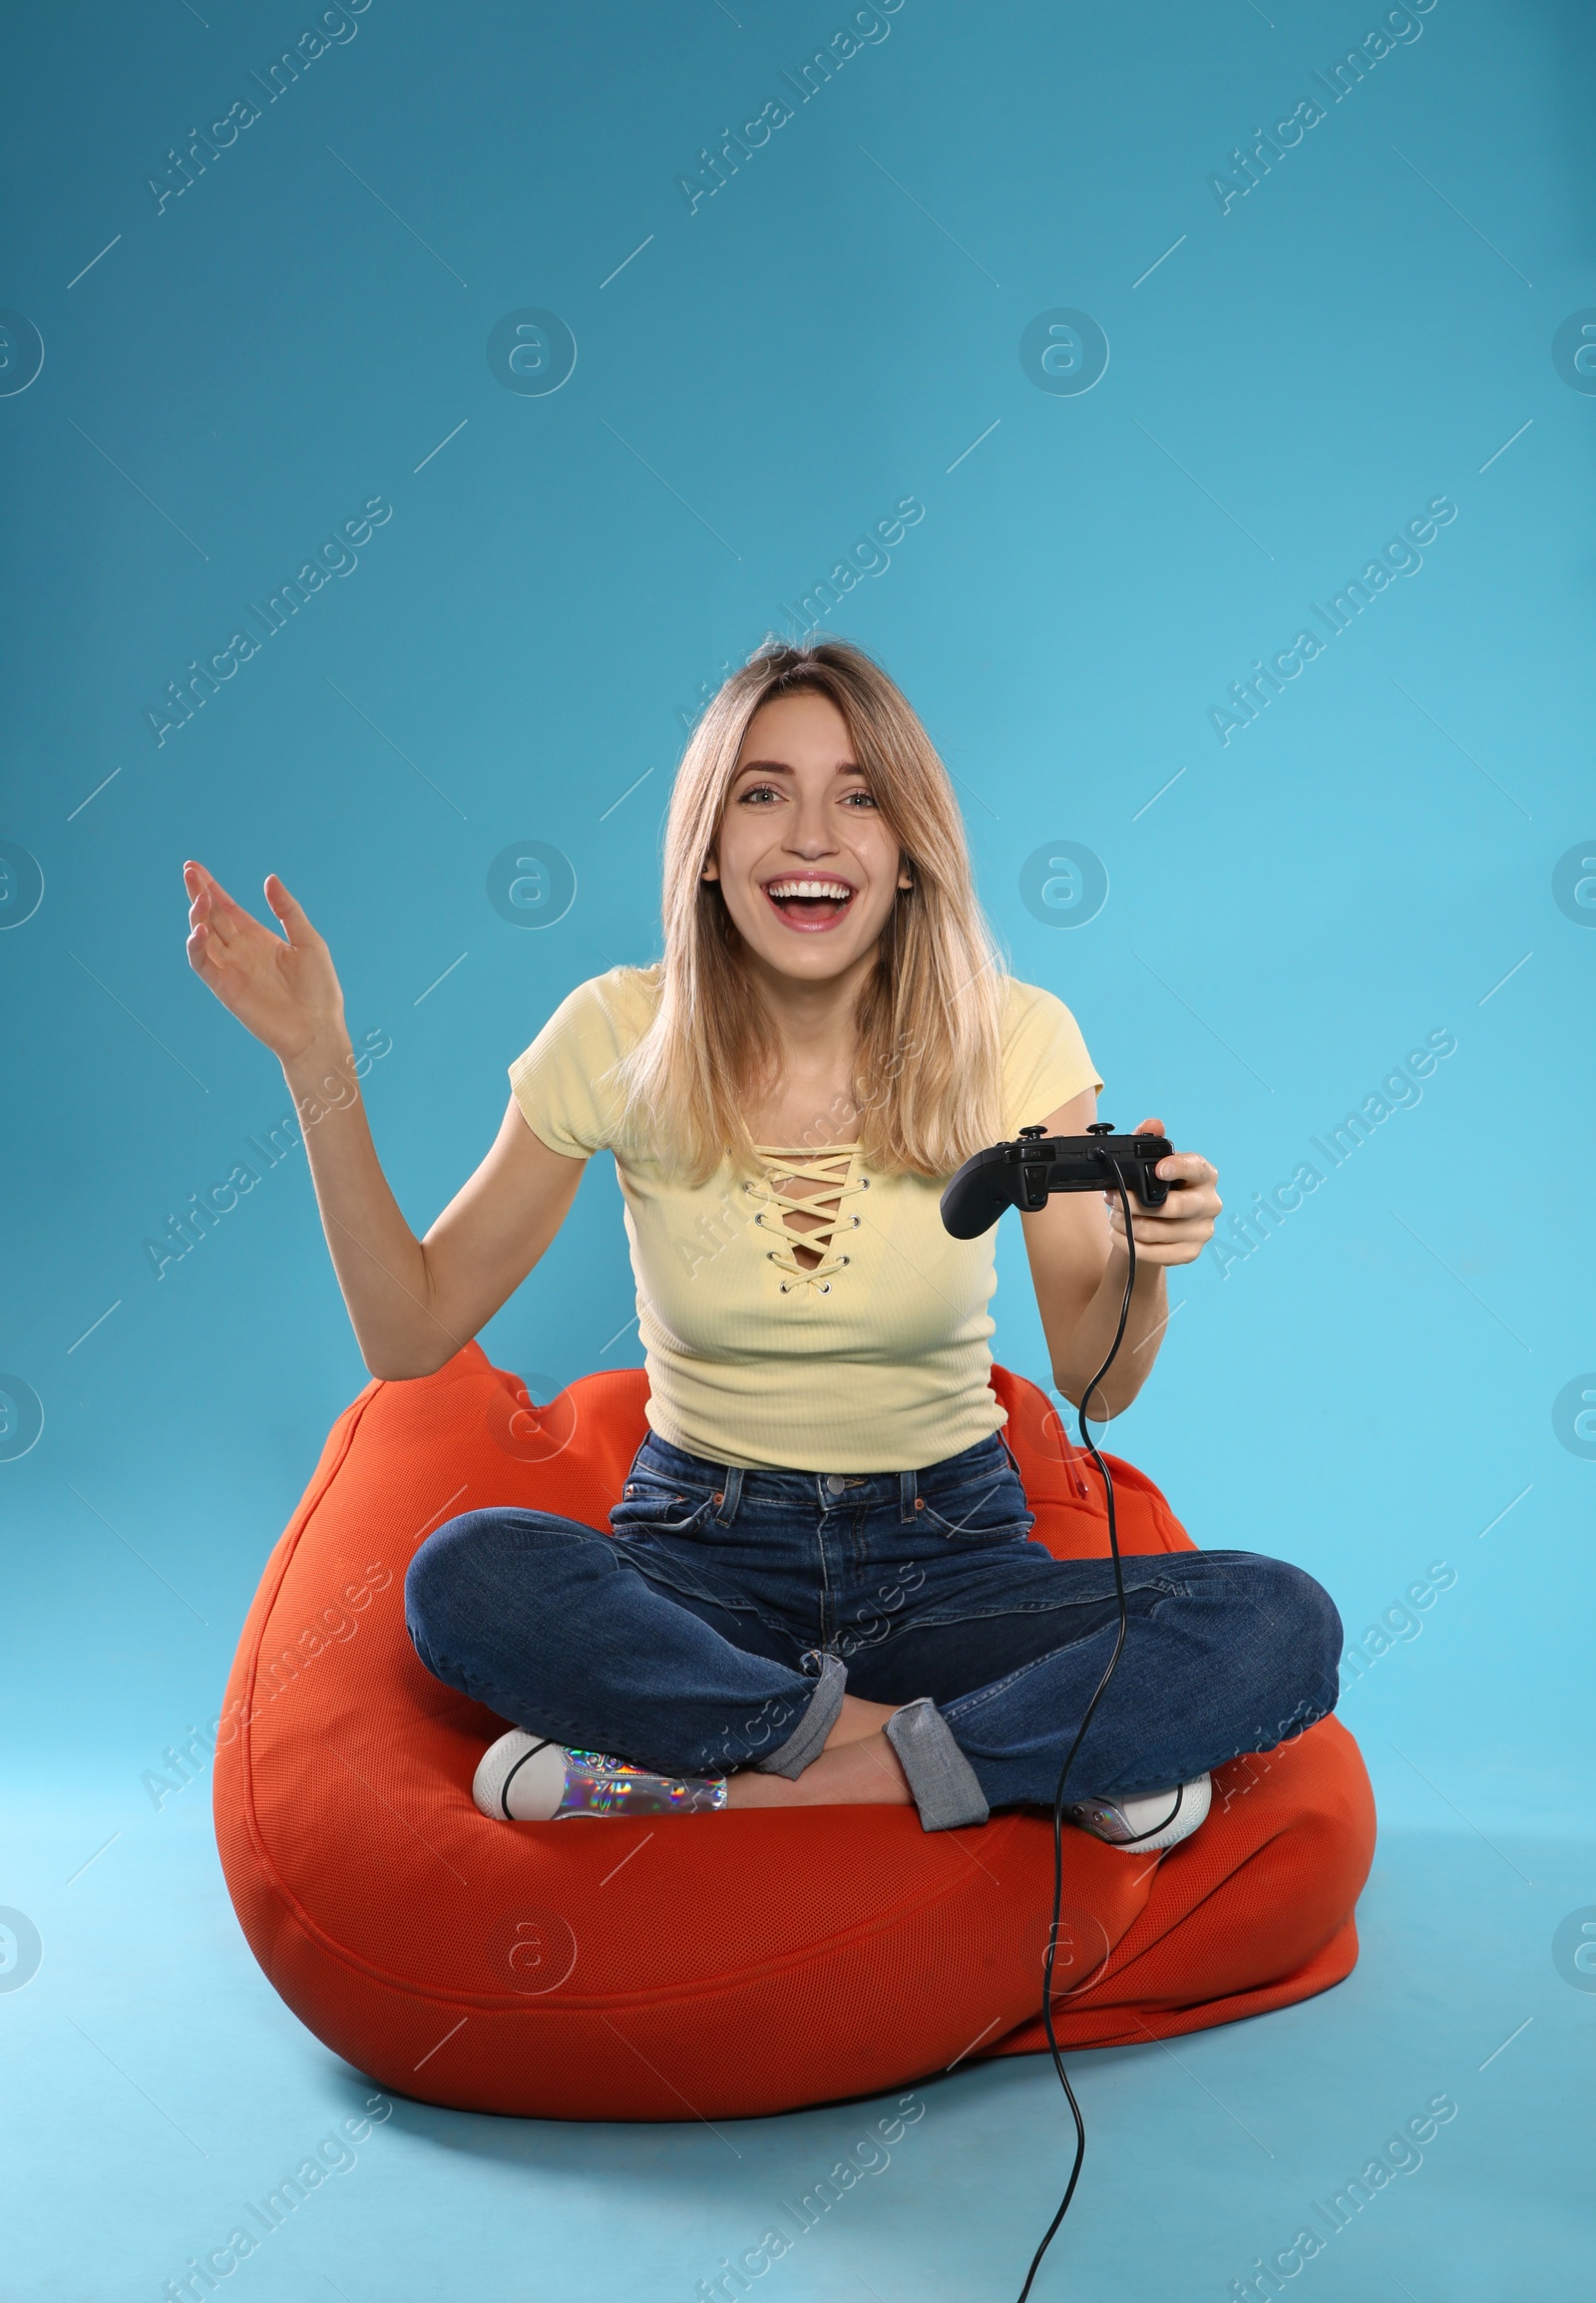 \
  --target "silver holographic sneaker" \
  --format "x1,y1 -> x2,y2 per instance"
472,1729 -> 728,1822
